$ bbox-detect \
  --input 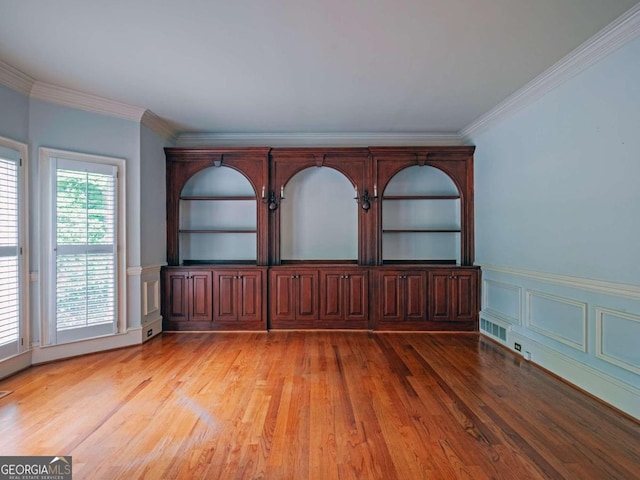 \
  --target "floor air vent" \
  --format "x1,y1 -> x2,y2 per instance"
481,318 -> 507,342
